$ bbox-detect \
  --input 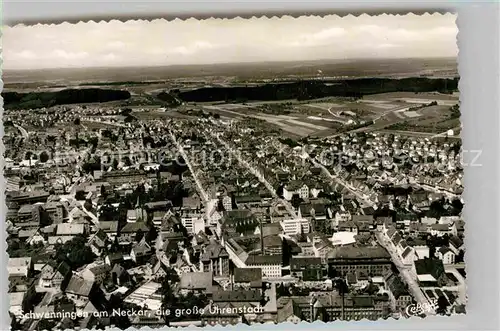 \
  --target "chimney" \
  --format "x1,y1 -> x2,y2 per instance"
259,214 -> 265,255
309,297 -> 315,322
